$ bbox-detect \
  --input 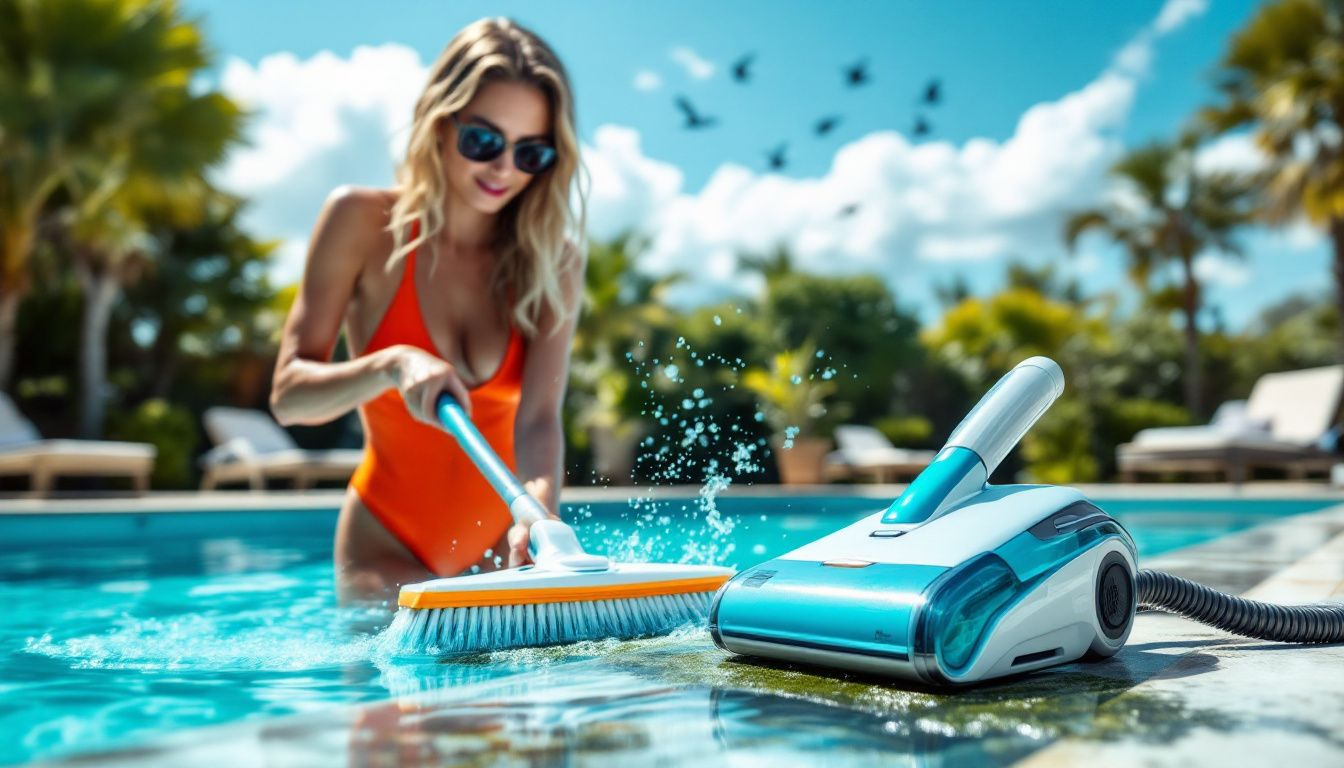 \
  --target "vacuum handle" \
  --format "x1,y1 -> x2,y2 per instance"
943,356 -> 1065,475
435,393 -> 547,526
